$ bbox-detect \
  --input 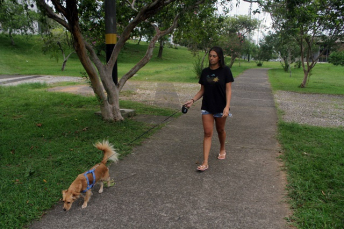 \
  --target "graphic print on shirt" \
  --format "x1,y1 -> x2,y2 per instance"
206,73 -> 219,84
